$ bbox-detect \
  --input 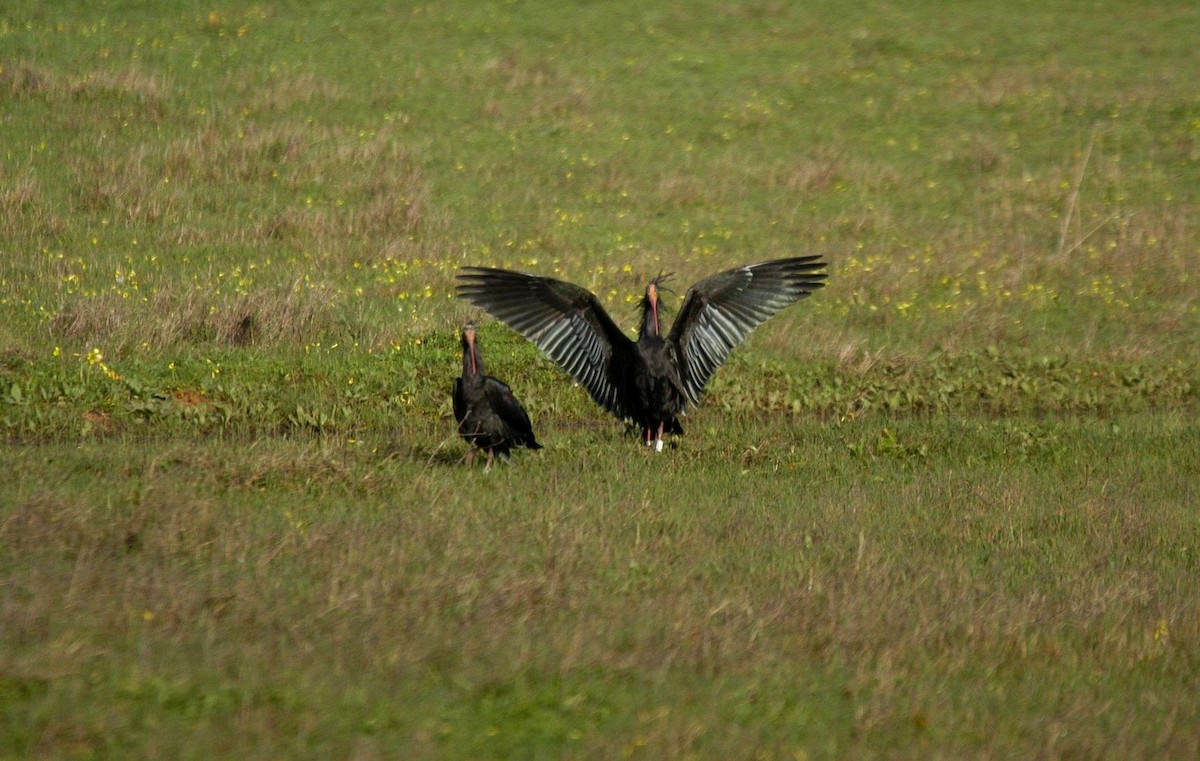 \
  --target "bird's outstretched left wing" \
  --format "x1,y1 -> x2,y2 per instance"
669,256 -> 827,405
